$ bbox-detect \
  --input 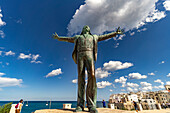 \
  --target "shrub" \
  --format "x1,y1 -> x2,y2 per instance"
131,108 -> 135,111
0,102 -> 13,113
